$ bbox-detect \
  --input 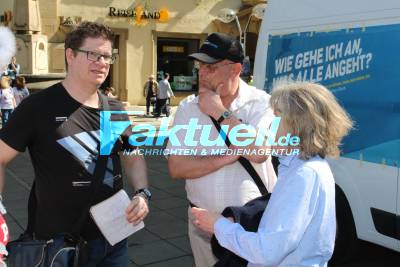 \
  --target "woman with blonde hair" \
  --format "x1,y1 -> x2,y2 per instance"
0,76 -> 16,126
191,82 -> 353,267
